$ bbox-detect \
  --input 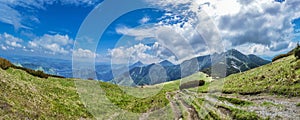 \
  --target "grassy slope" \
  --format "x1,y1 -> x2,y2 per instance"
223,55 -> 300,96
0,55 -> 299,119
0,63 -> 211,119
0,68 -> 92,119
193,55 -> 300,96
